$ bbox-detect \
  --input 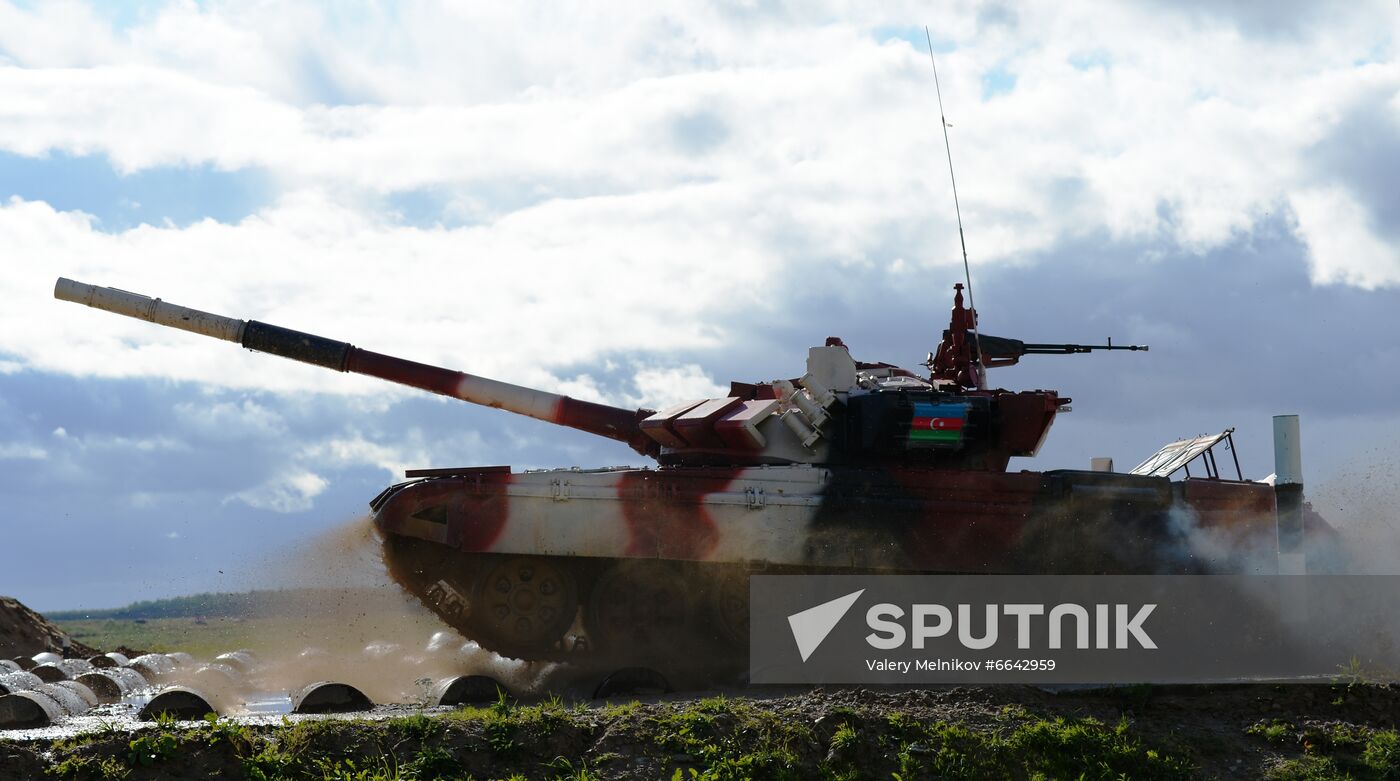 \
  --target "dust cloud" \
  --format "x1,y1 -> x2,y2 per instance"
1310,454 -> 1400,575
171,516 -> 552,708
1164,453 -> 1400,680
